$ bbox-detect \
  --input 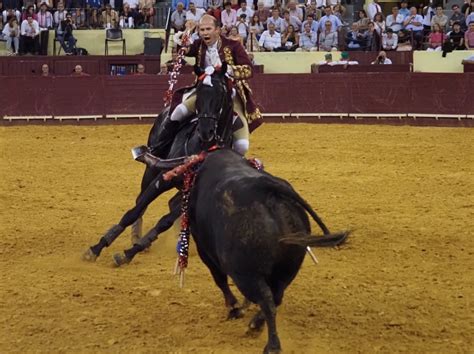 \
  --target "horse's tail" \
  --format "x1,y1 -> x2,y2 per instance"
279,231 -> 349,248
258,174 -> 331,234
